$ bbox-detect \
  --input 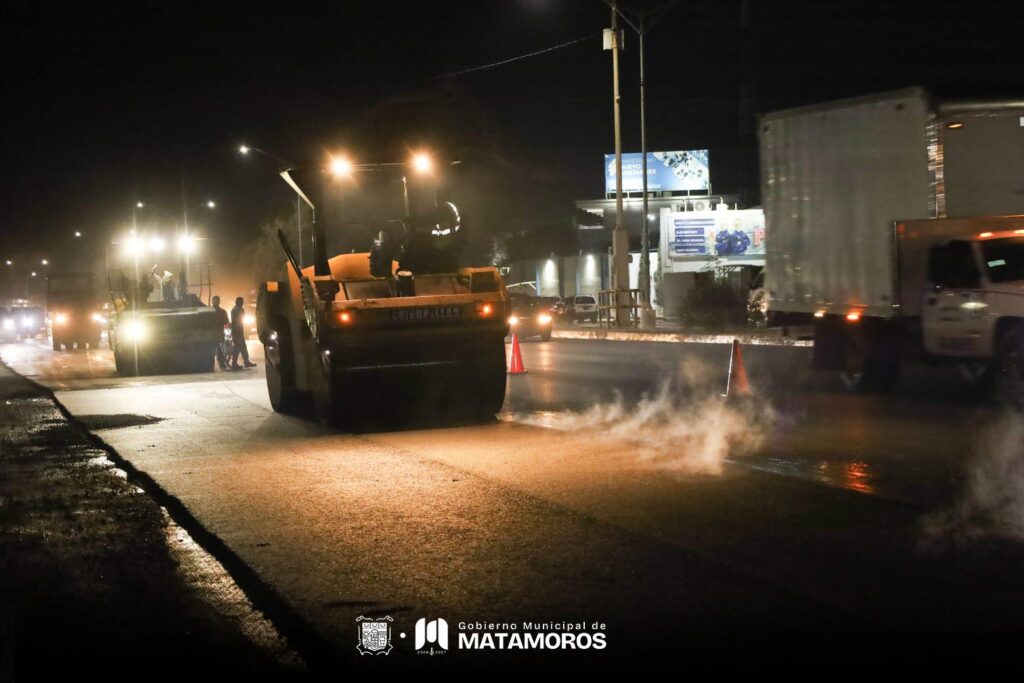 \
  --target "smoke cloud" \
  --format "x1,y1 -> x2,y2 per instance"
518,368 -> 774,475
926,413 -> 1024,541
